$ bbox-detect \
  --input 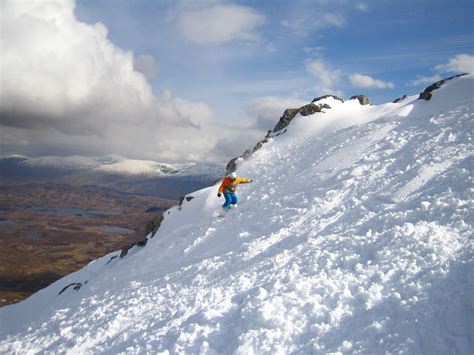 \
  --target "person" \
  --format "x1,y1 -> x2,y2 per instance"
217,172 -> 253,209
